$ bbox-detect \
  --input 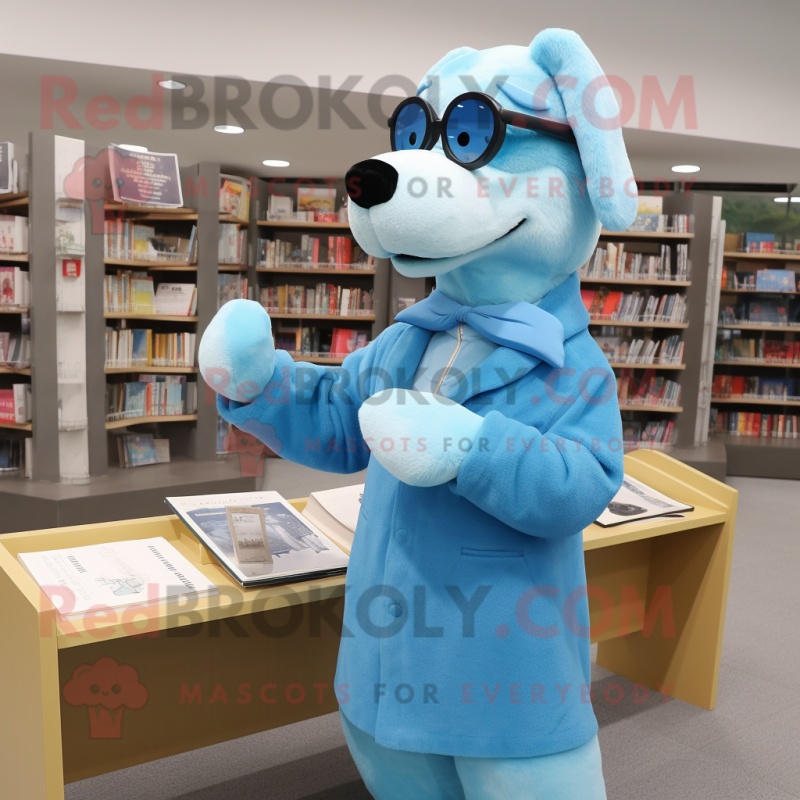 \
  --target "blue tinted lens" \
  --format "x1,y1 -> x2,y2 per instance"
445,99 -> 496,164
394,102 -> 428,150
